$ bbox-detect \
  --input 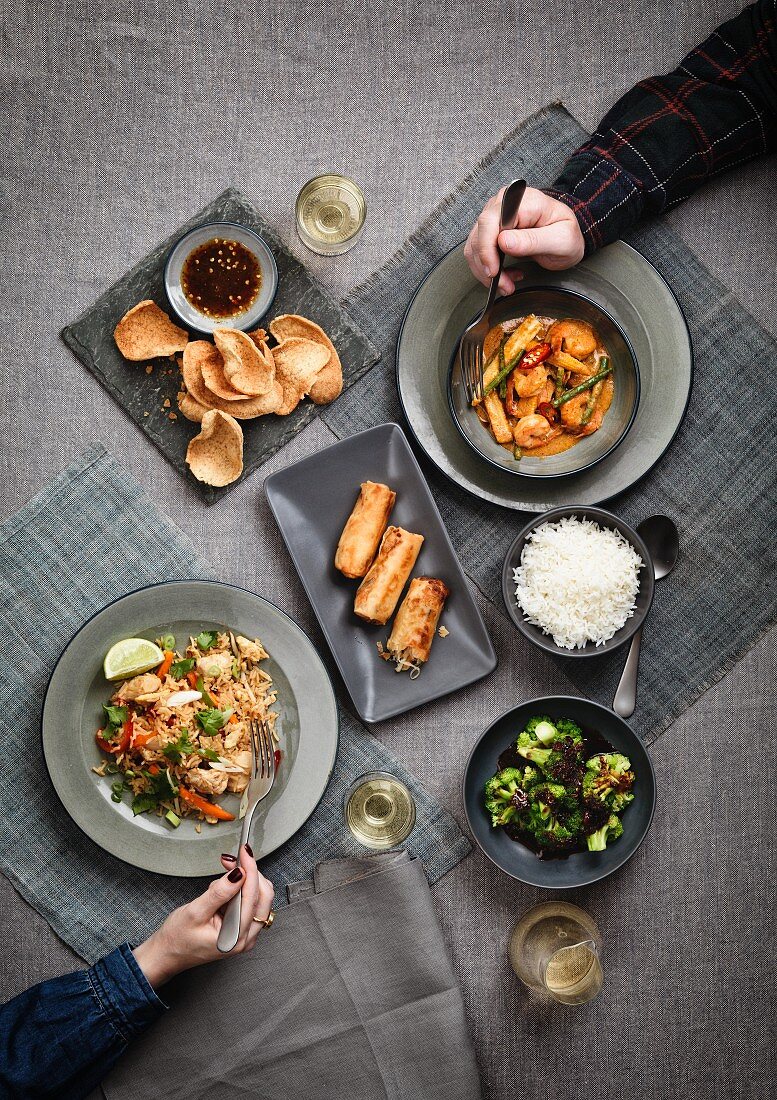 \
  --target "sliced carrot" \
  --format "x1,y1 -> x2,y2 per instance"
147,763 -> 160,775
132,730 -> 155,749
228,713 -> 239,724
156,650 -> 174,679
178,786 -> 235,821
186,671 -> 198,690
